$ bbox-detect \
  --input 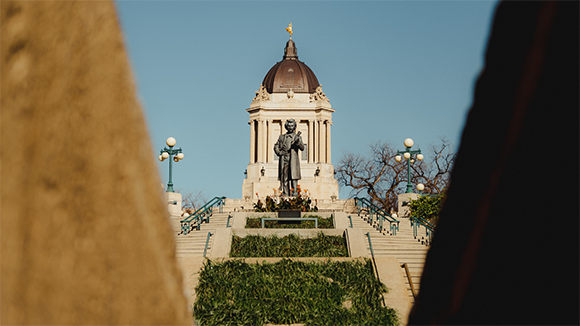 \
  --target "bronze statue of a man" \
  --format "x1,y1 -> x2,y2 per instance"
274,119 -> 304,196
